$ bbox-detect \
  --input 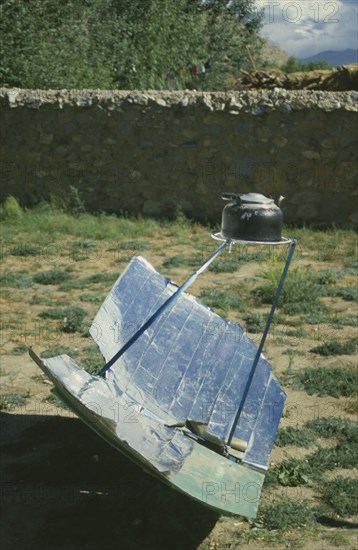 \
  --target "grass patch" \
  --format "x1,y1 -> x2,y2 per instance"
33,269 -> 71,285
43,393 -> 69,410
253,267 -> 327,315
0,271 -> 34,288
259,499 -> 316,531
243,312 -> 267,333
10,344 -> 28,356
80,293 -> 105,304
323,286 -> 358,302
40,346 -> 80,358
310,337 -> 358,356
268,441 -> 358,488
200,287 -> 246,313
0,392 -> 28,411
38,306 -> 88,333
59,272 -> 118,291
117,240 -> 148,251
305,417 -> 358,442
320,477 -> 358,517
81,345 -> 104,375
9,244 -> 39,257
286,366 -> 358,398
275,426 -> 317,448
